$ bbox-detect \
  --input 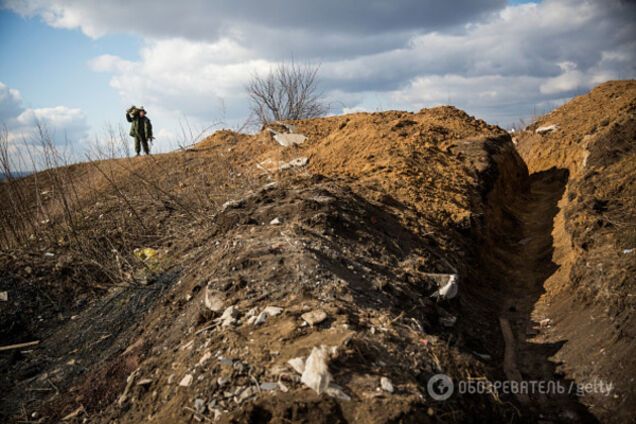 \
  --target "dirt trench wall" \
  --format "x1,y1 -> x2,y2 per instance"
516,80 -> 636,422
